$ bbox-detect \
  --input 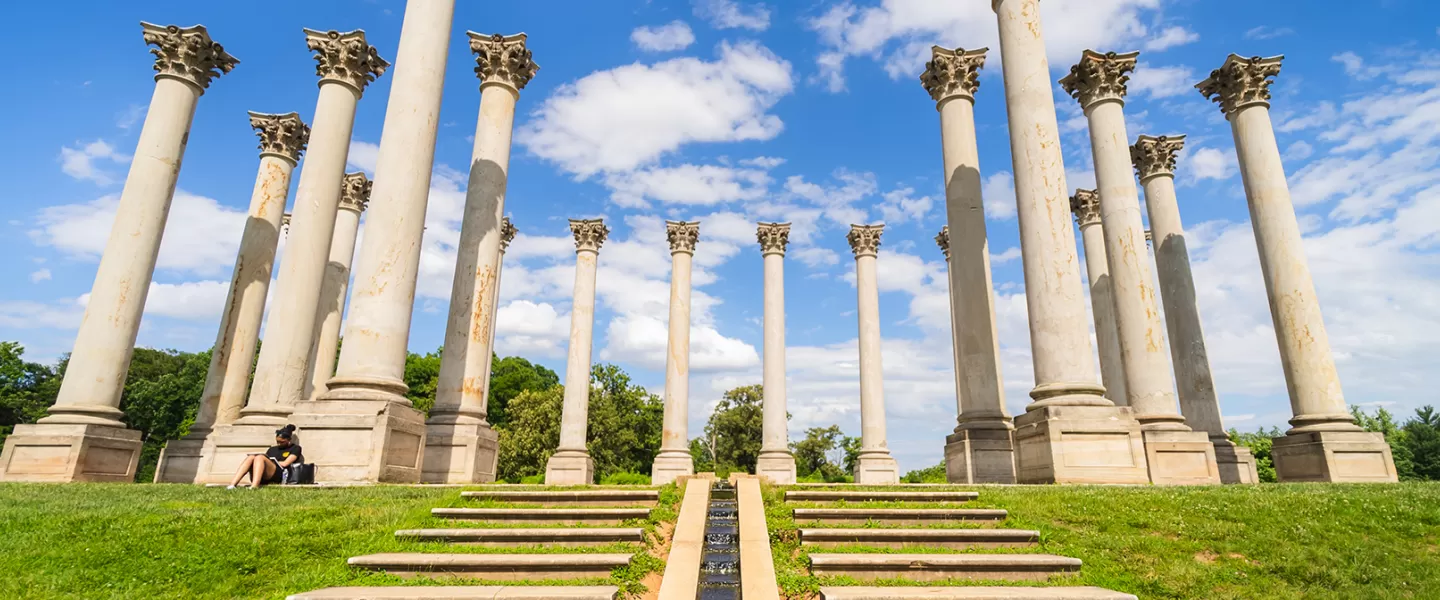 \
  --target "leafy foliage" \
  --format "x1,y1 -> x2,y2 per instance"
901,461 -> 947,483
699,384 -> 764,473
0,343 -> 60,448
1230,426 -> 1283,483
402,347 -> 442,415
119,348 -> 212,482
790,425 -> 851,482
486,355 -> 559,428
